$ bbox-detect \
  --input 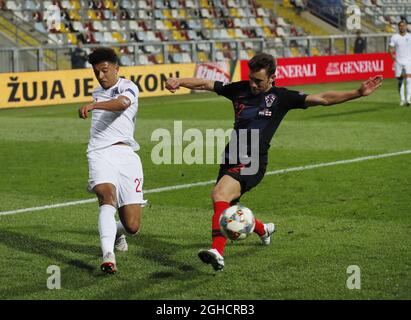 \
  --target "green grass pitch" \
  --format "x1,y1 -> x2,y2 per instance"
0,79 -> 410,299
